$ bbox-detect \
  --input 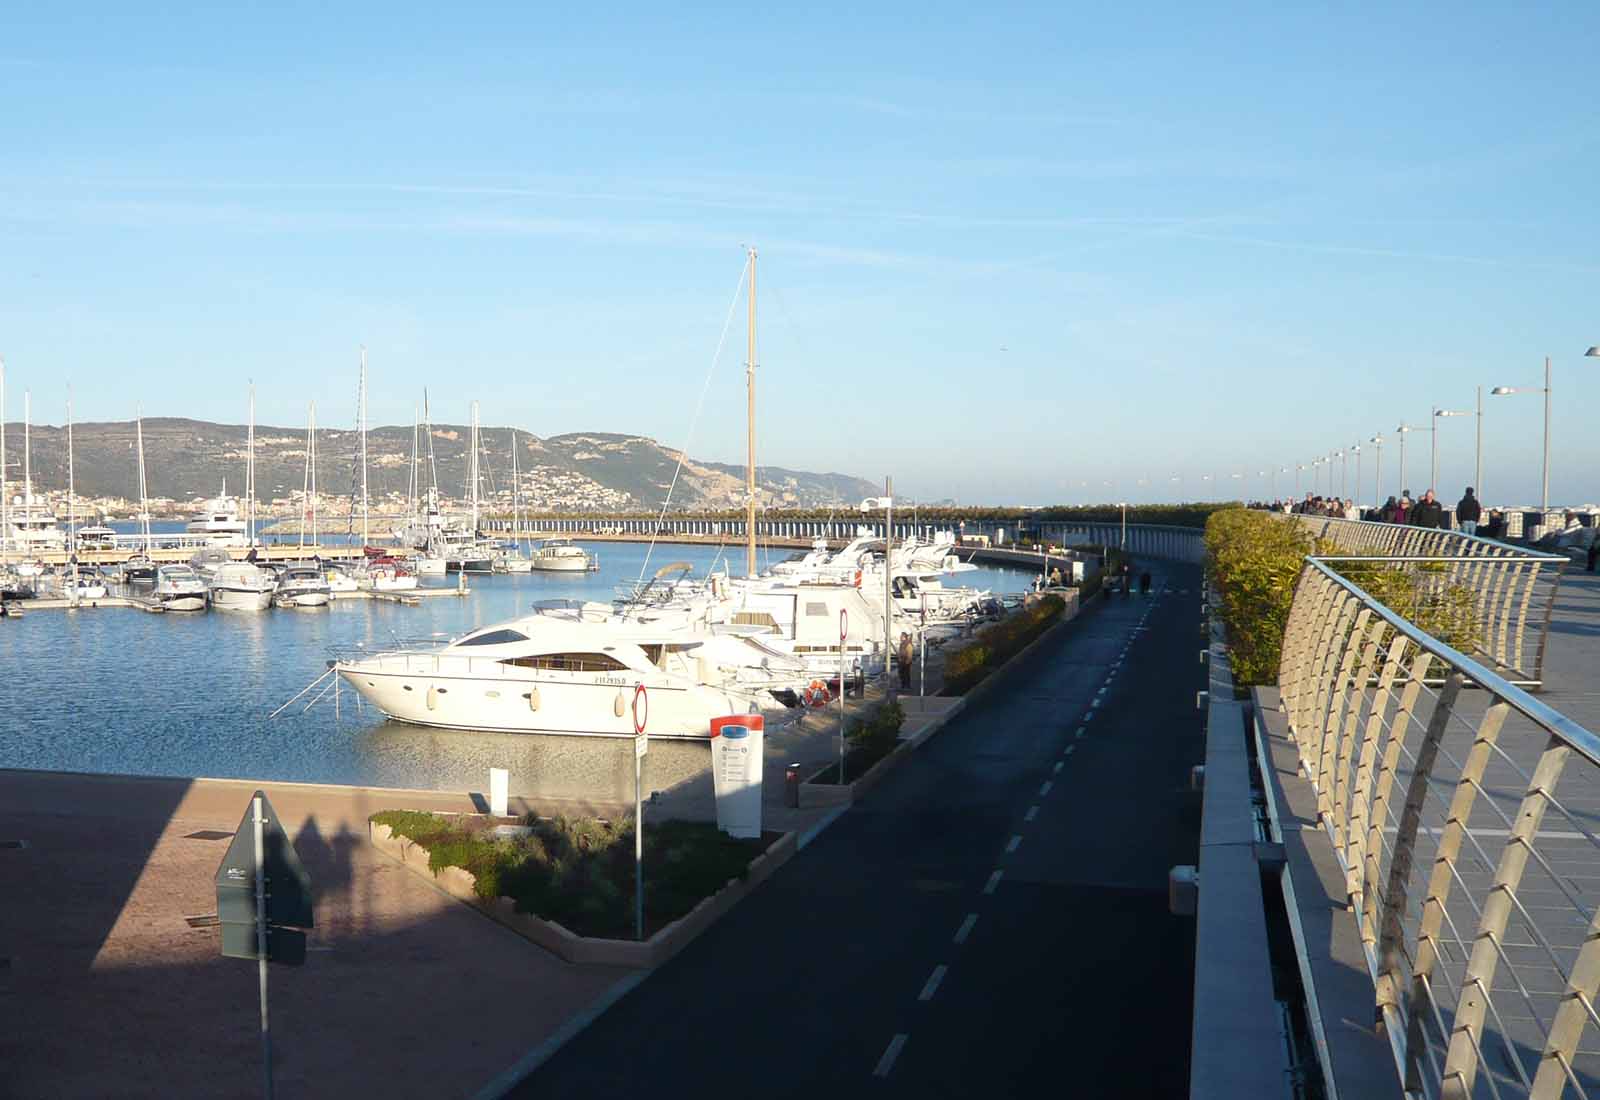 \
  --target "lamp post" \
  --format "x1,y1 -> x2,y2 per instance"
1119,501 -> 1127,550
1295,463 -> 1305,497
1434,397 -> 1479,500
1395,423 -> 1429,496
1352,444 -> 1361,512
1334,450 -> 1345,499
1491,356 -> 1553,512
1371,434 -> 1384,502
